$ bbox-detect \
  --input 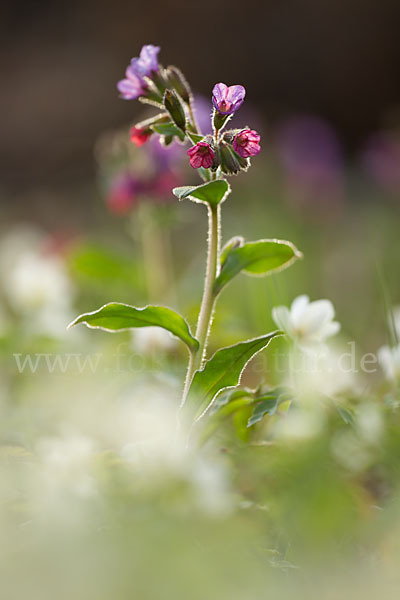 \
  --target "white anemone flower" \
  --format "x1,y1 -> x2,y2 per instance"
378,344 -> 400,381
272,294 -> 340,349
